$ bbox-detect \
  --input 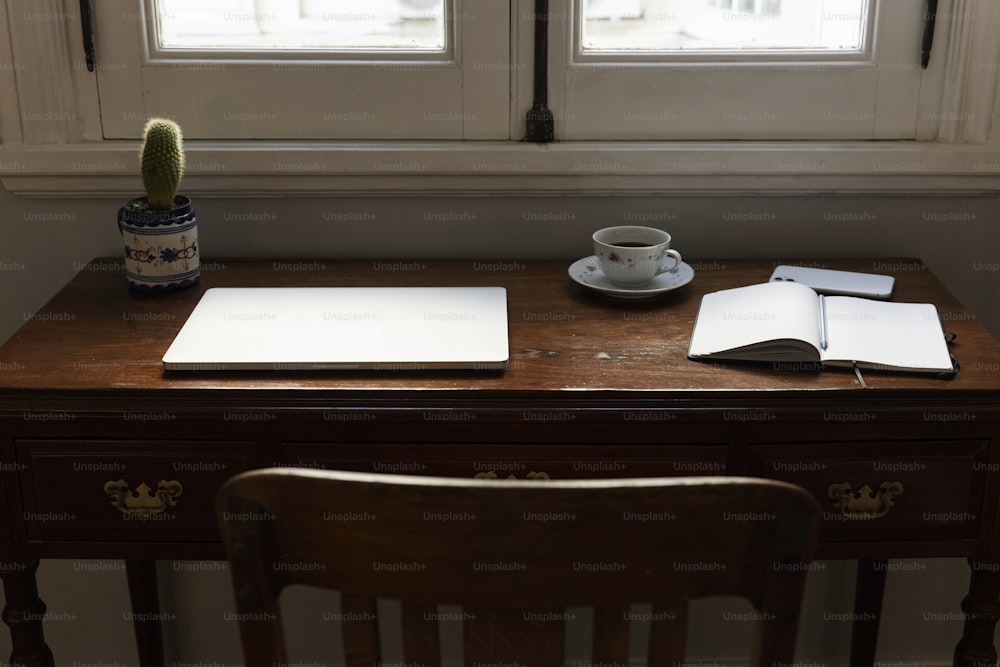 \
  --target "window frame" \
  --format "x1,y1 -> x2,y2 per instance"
557,0 -> 927,140
2,0 -> 1000,199
95,0 -> 510,140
